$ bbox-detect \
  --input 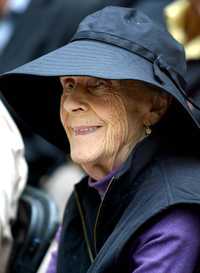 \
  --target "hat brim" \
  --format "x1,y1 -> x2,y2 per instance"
0,40 -> 199,151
